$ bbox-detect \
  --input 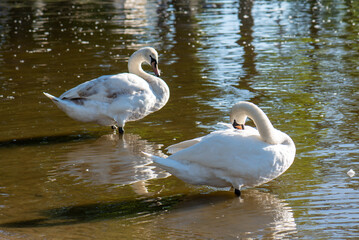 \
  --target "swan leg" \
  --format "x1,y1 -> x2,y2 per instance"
114,115 -> 127,135
234,189 -> 241,196
110,125 -> 124,134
